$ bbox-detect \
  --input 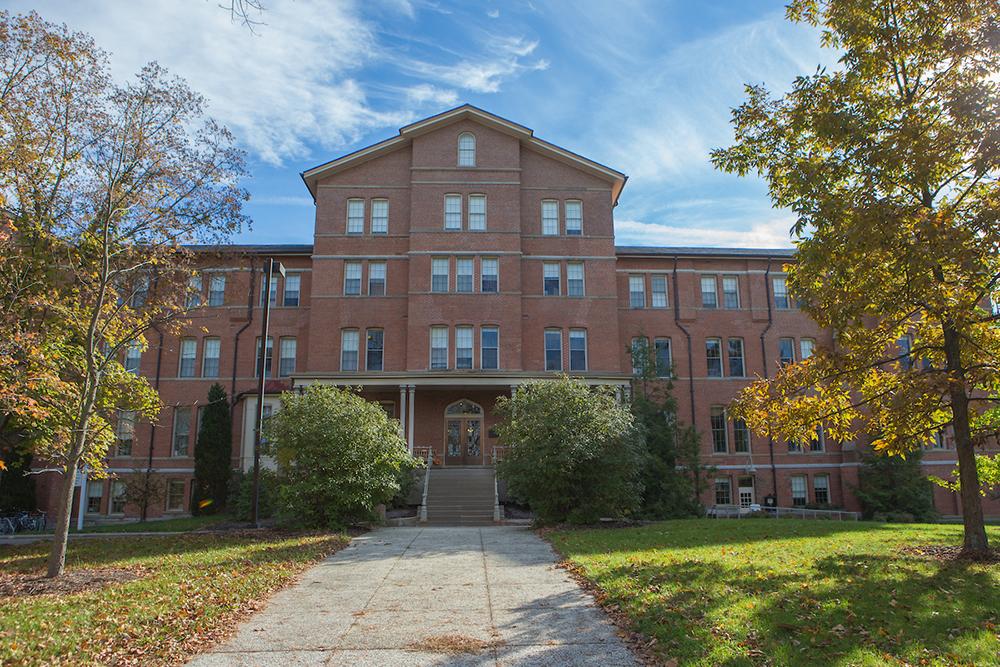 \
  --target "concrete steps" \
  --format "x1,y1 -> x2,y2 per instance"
424,467 -> 497,526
